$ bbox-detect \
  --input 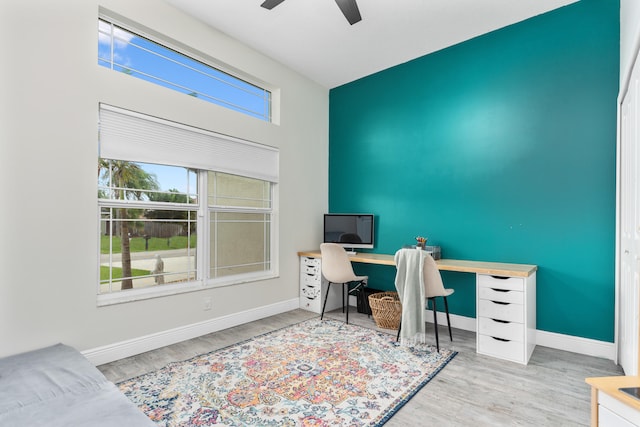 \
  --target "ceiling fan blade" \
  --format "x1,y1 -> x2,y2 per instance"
334,0 -> 362,25
261,0 -> 286,10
